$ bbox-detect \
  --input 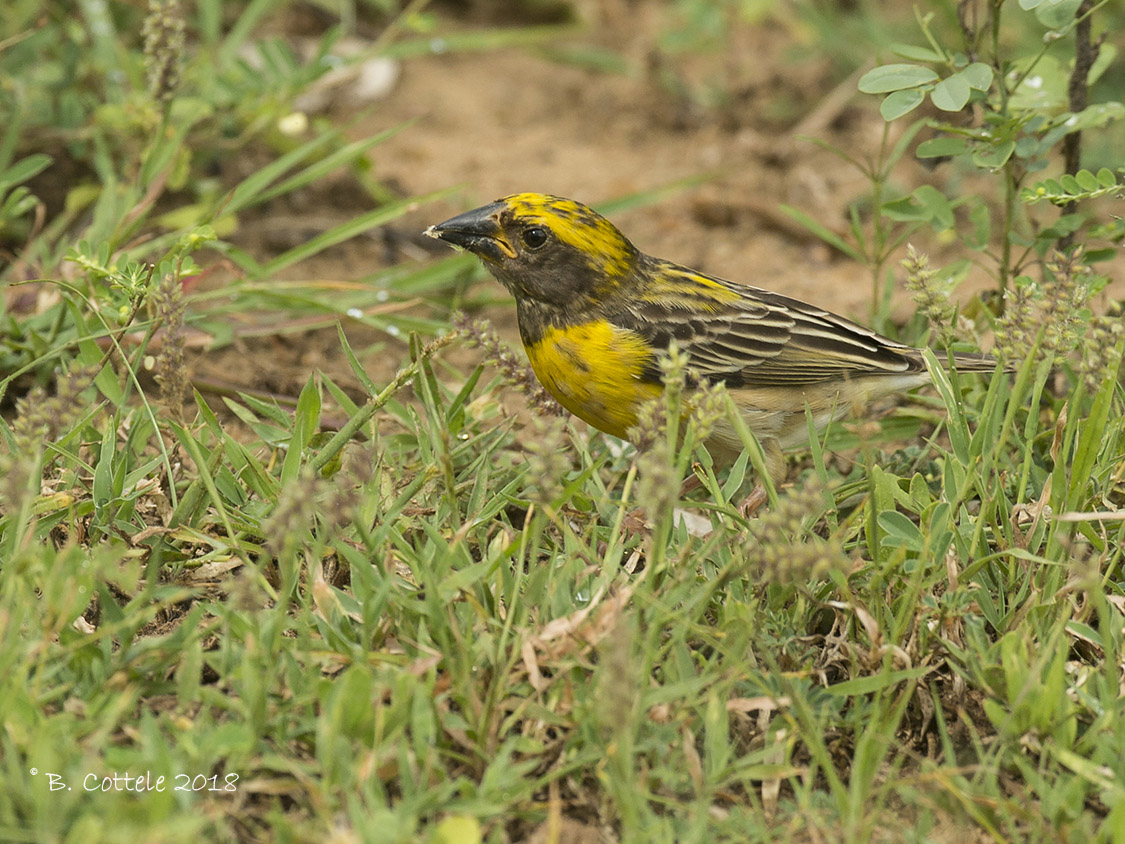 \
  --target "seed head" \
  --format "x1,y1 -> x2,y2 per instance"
148,271 -> 188,417
745,477 -> 846,583
452,312 -> 565,417
902,245 -> 956,344
143,0 -> 186,105
524,415 -> 571,506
